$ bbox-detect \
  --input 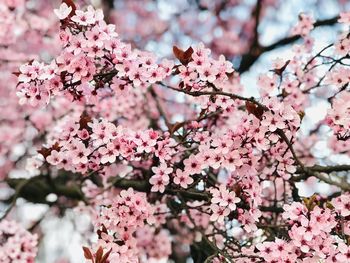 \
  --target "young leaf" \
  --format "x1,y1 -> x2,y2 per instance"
173,45 -> 183,60
173,46 -> 193,65
95,246 -> 104,263
82,247 -> 94,262
38,142 -> 61,159
12,71 -> 21,77
183,46 -> 194,61
101,248 -> 112,263
79,112 -> 92,130
38,146 -> 52,159
245,101 -> 264,120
